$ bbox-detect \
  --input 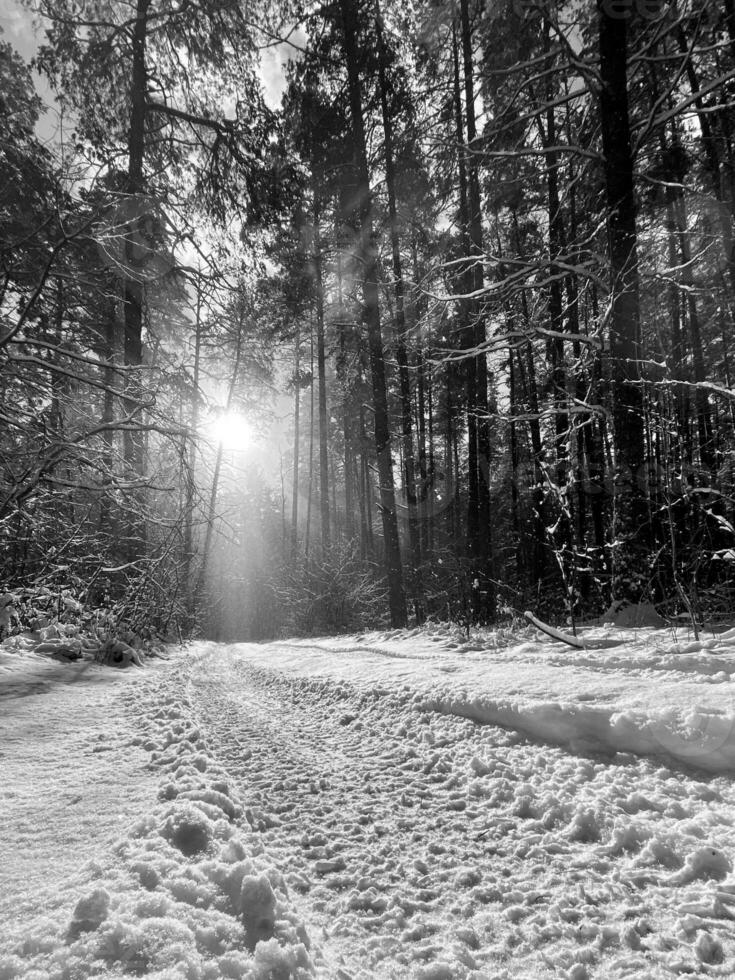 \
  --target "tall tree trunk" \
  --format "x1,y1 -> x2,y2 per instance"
359,404 -> 375,558
416,348 -> 429,557
291,323 -> 301,559
339,0 -> 406,626
445,365 -> 458,546
512,209 -> 546,584
459,0 -> 494,618
720,307 -> 735,431
541,18 -> 568,499
586,285 -> 609,558
564,172 -> 586,556
122,0 -> 150,559
313,196 -> 331,551
508,347 -> 522,579
665,194 -> 690,460
597,0 -> 647,579
183,274 -> 203,613
518,338 -> 547,585
336,254 -> 356,541
451,25 -> 477,563
99,292 -> 118,536
669,185 -> 716,472
376,2 -> 422,616
305,321 -> 315,560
